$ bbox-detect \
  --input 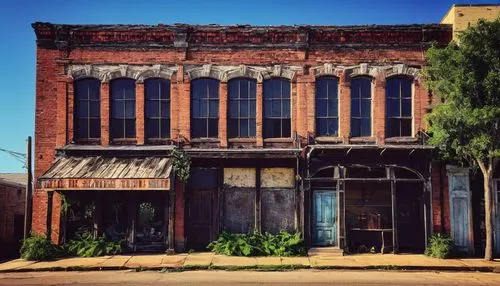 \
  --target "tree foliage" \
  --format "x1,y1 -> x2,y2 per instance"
424,19 -> 500,167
